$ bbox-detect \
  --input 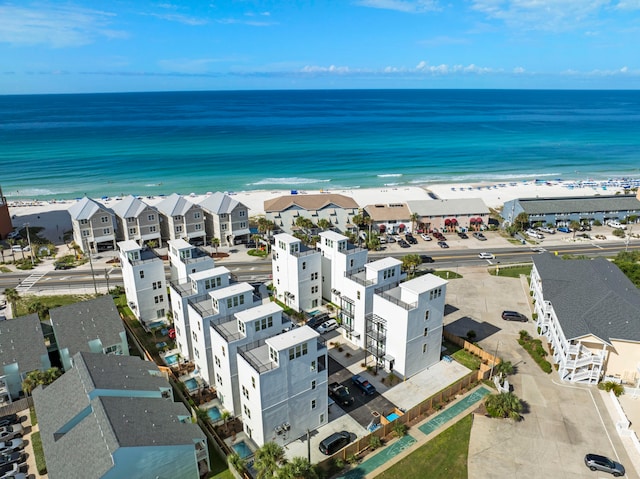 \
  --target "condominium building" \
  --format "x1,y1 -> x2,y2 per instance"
155,193 -> 206,245
111,195 -> 162,246
68,197 -> 117,253
237,326 -> 328,447
271,233 -> 322,312
198,192 -> 251,247
168,238 -> 215,283
119,240 -> 167,328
